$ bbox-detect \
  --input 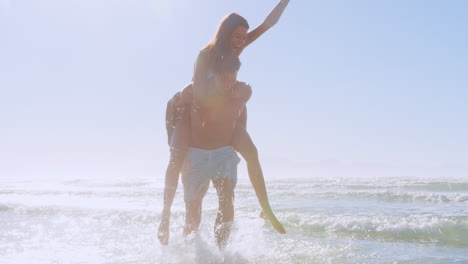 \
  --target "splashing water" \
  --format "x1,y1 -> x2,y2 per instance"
1,176 -> 467,263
